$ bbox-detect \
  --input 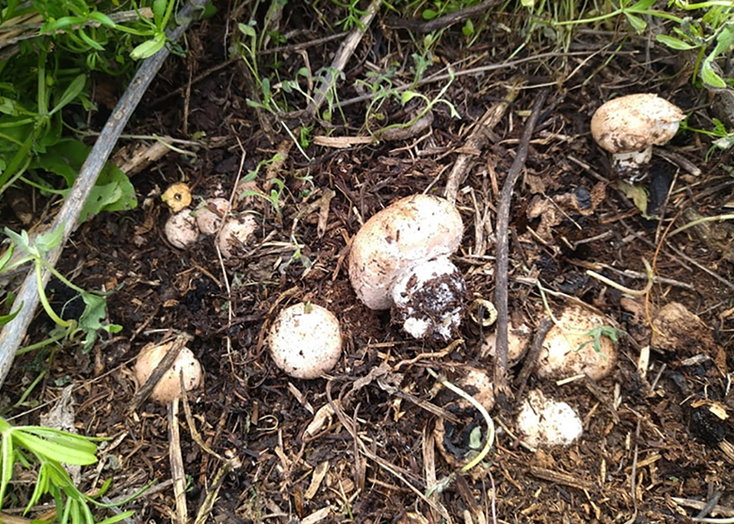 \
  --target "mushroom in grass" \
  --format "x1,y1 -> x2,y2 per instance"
537,305 -> 618,381
161,183 -> 193,213
269,303 -> 342,379
516,389 -> 583,448
348,194 -> 465,341
134,340 -> 203,404
165,210 -> 199,249
591,93 -> 684,180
